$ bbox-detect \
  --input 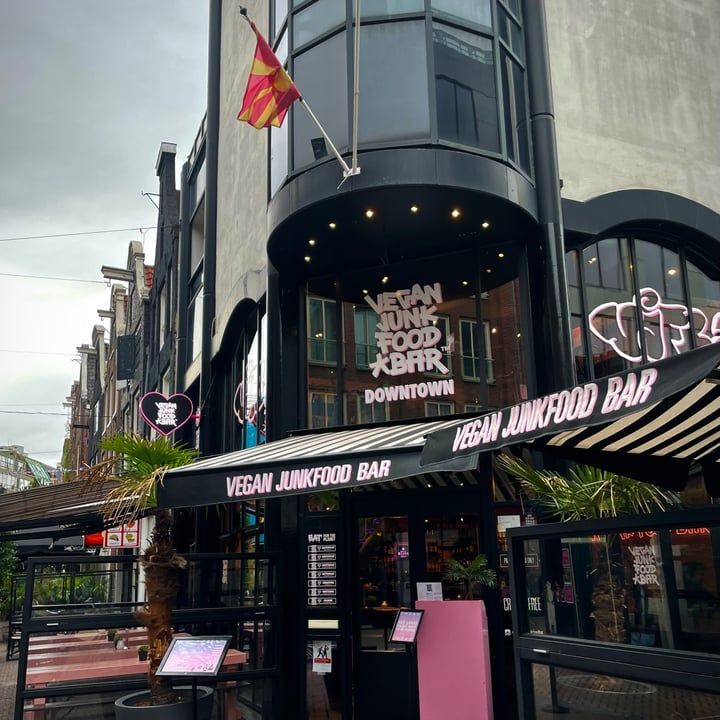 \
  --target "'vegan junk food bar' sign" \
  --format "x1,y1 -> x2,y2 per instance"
363,282 -> 454,405
140,392 -> 196,436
